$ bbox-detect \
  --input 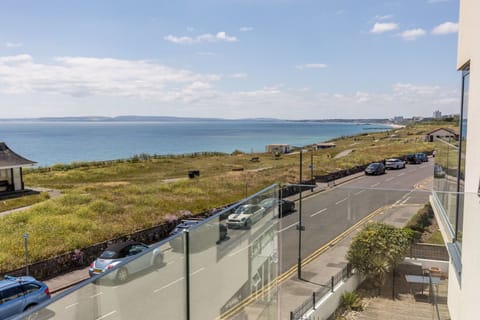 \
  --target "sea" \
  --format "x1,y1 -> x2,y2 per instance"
0,120 -> 391,167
